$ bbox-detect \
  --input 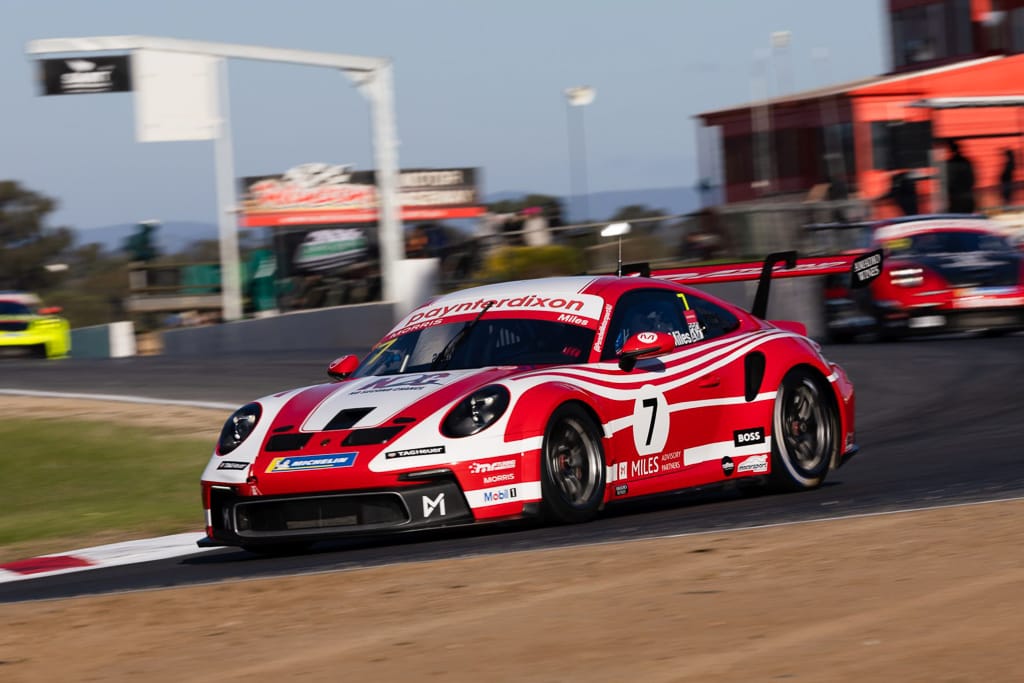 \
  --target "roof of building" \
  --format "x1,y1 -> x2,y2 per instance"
696,56 -> 1004,119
